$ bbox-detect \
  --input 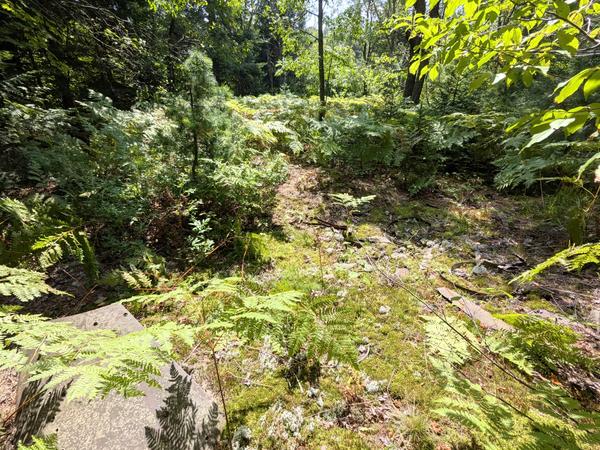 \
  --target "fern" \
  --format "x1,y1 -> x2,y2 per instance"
204,290 -> 304,343
0,197 -> 98,281
513,242 -> 600,283
423,315 -> 476,367
32,228 -> 99,281
17,435 -> 58,450
284,296 -> 357,366
0,198 -> 35,226
0,312 -> 195,401
484,333 -> 534,376
0,265 -> 65,302
328,193 -> 376,213
424,314 -> 600,449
